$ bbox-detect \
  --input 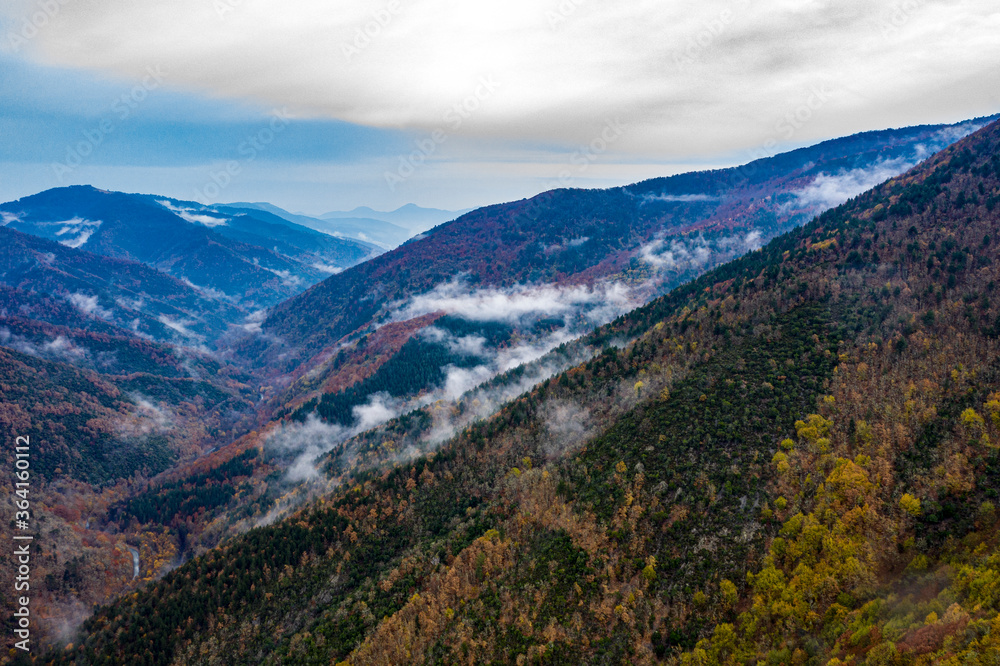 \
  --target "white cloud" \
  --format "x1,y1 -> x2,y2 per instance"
541,400 -> 594,457
42,336 -> 87,361
399,278 -> 634,326
0,327 -> 90,364
421,326 -> 487,357
311,262 -> 343,274
1,211 -> 21,226
157,315 -> 203,340
118,395 -> 176,437
639,230 -> 762,273
115,296 -> 145,311
16,1 -> 1000,157
157,200 -> 229,227
241,308 -> 268,333
640,194 -> 720,204
262,267 -> 304,288
53,218 -> 102,248
267,415 -> 350,483
67,292 -> 113,320
266,396 -> 403,482
181,278 -> 231,301
790,123 -> 989,212
352,393 -> 398,431
442,364 -> 494,400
